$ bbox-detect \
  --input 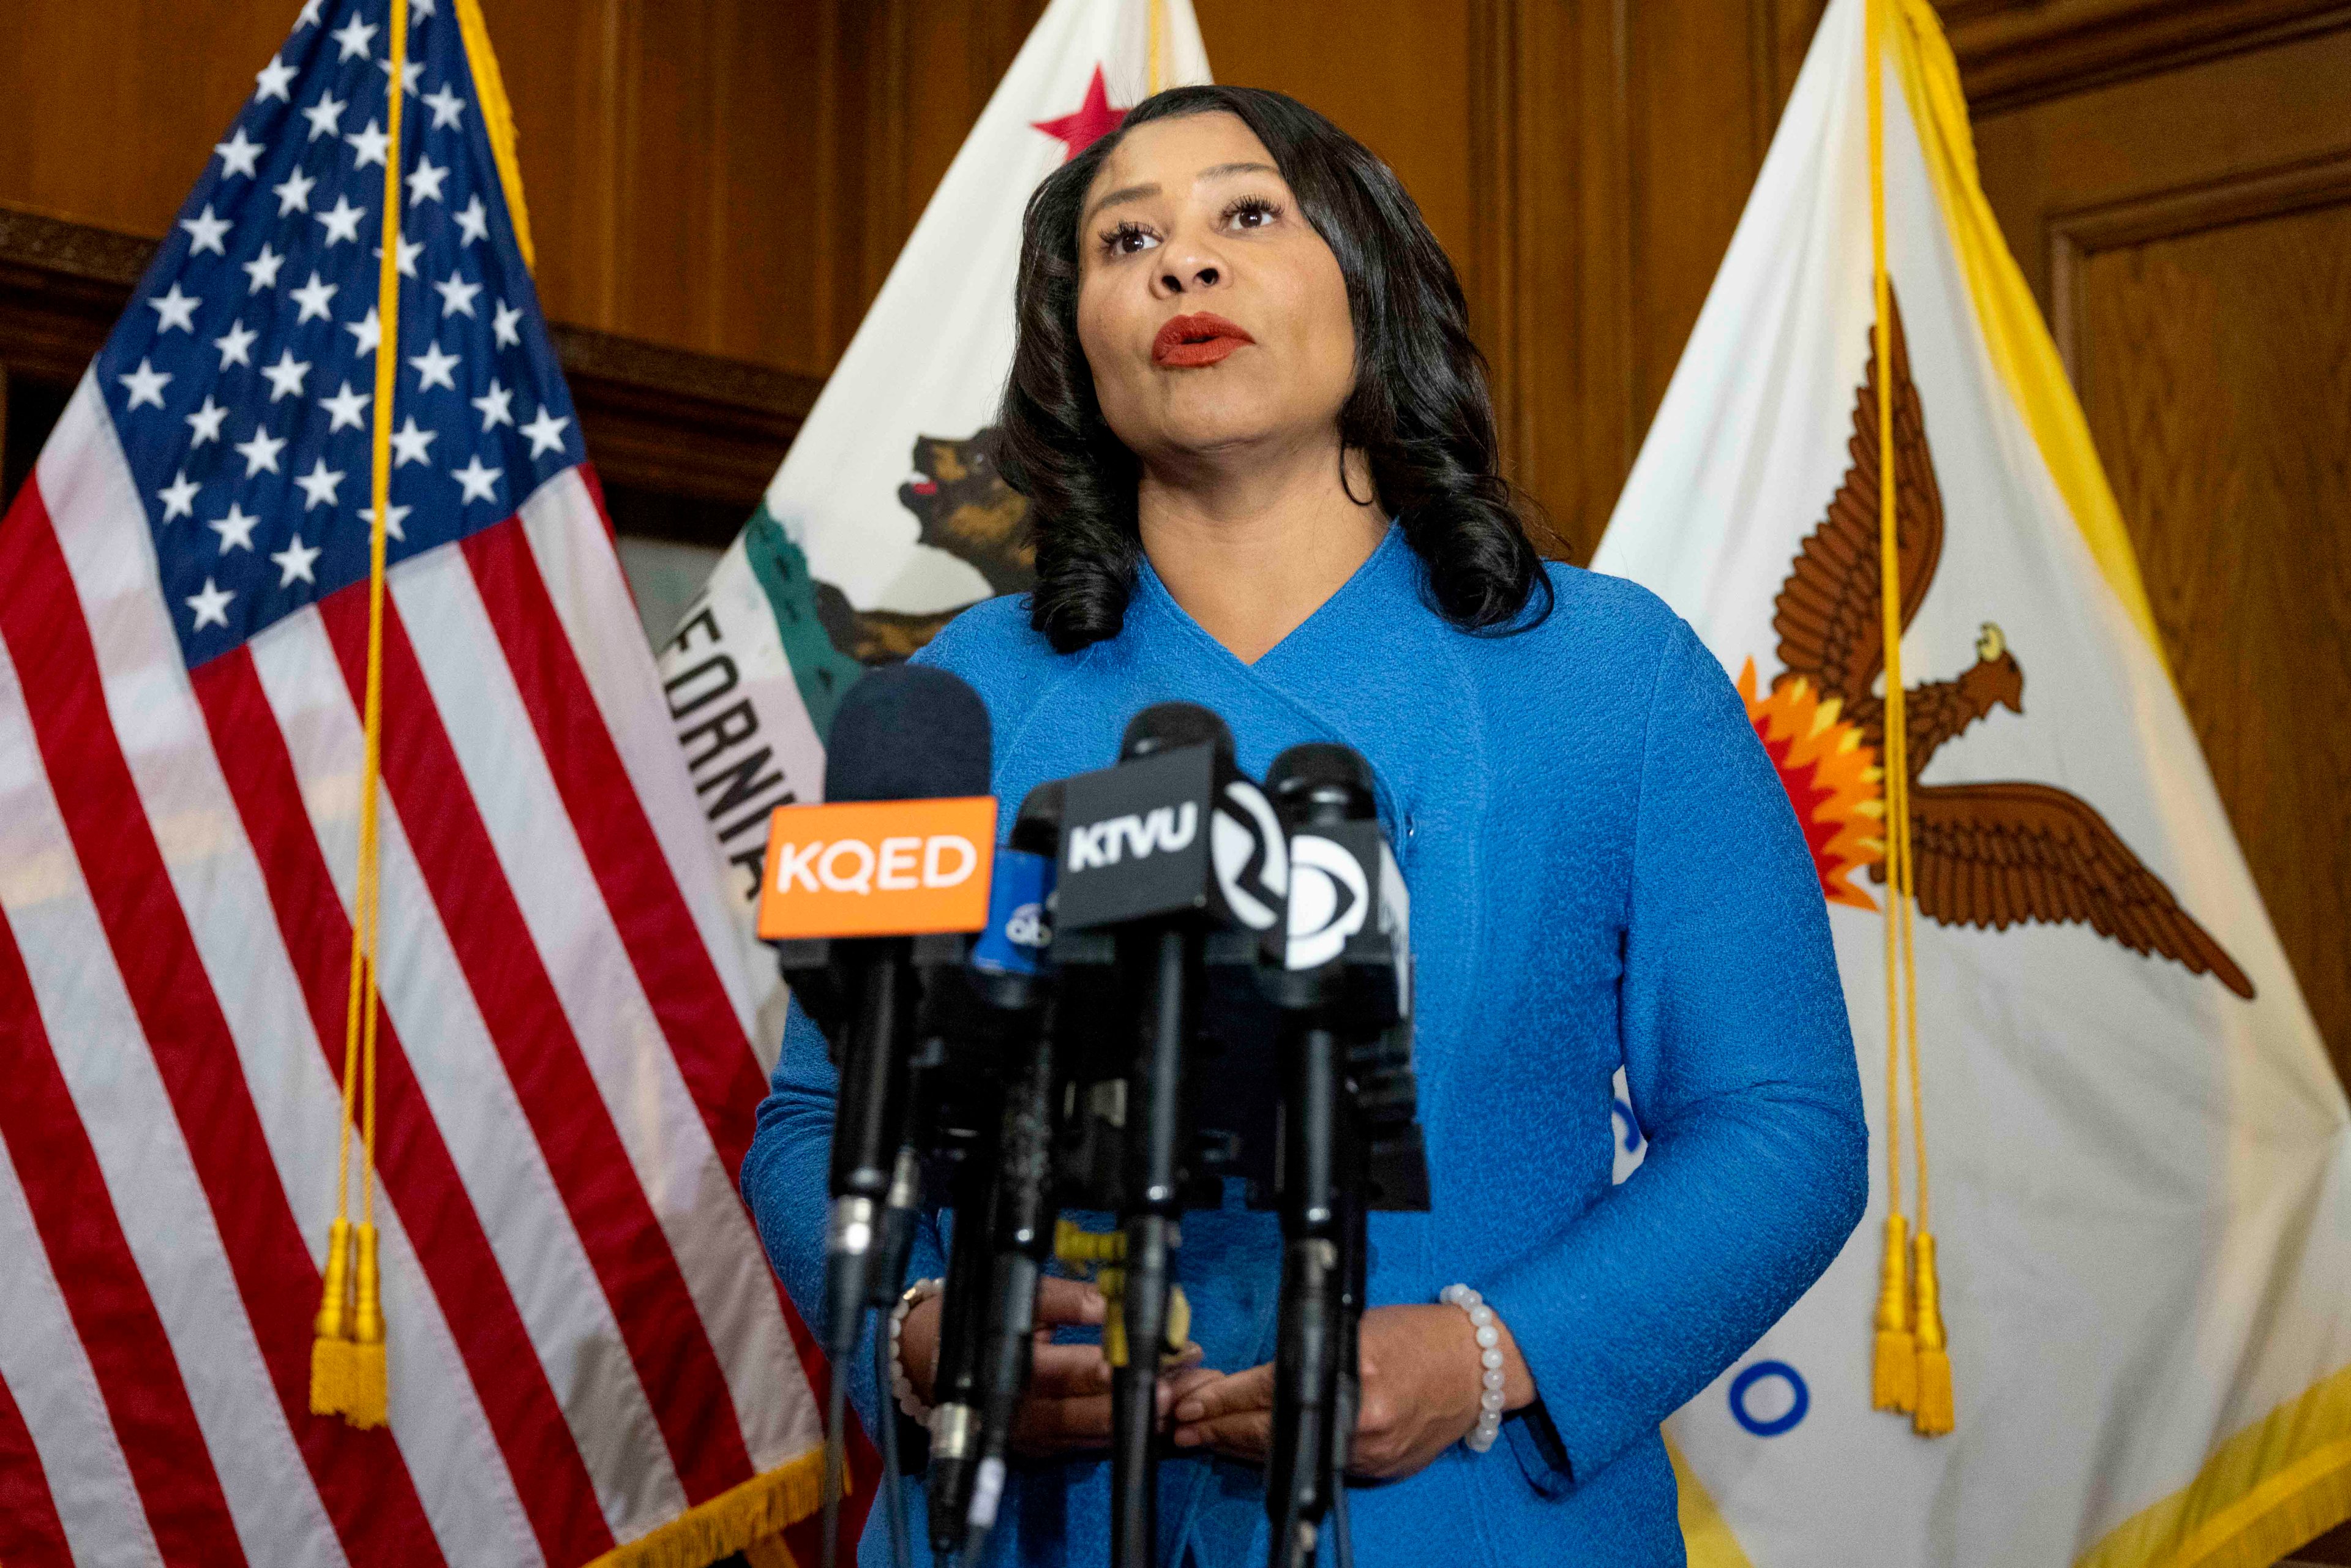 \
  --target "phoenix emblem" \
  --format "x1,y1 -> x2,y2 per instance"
1748,292 -> 2252,999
